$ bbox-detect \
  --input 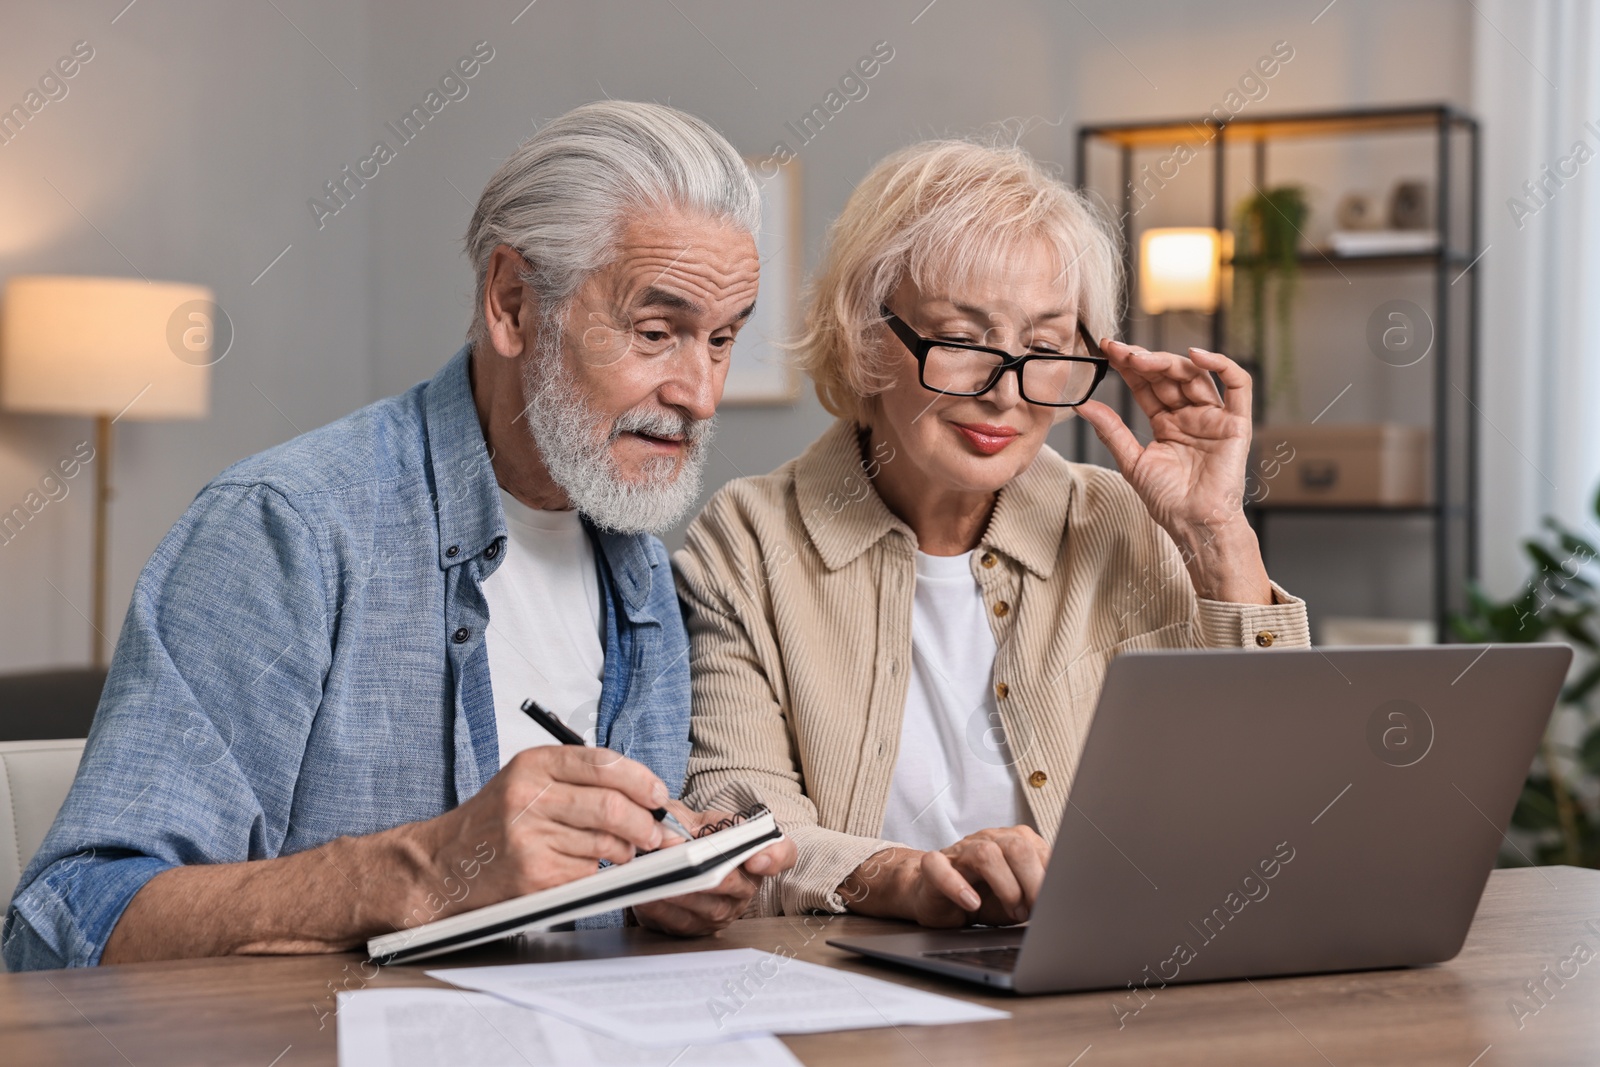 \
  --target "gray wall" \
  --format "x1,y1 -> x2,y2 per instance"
0,0 -> 1478,670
